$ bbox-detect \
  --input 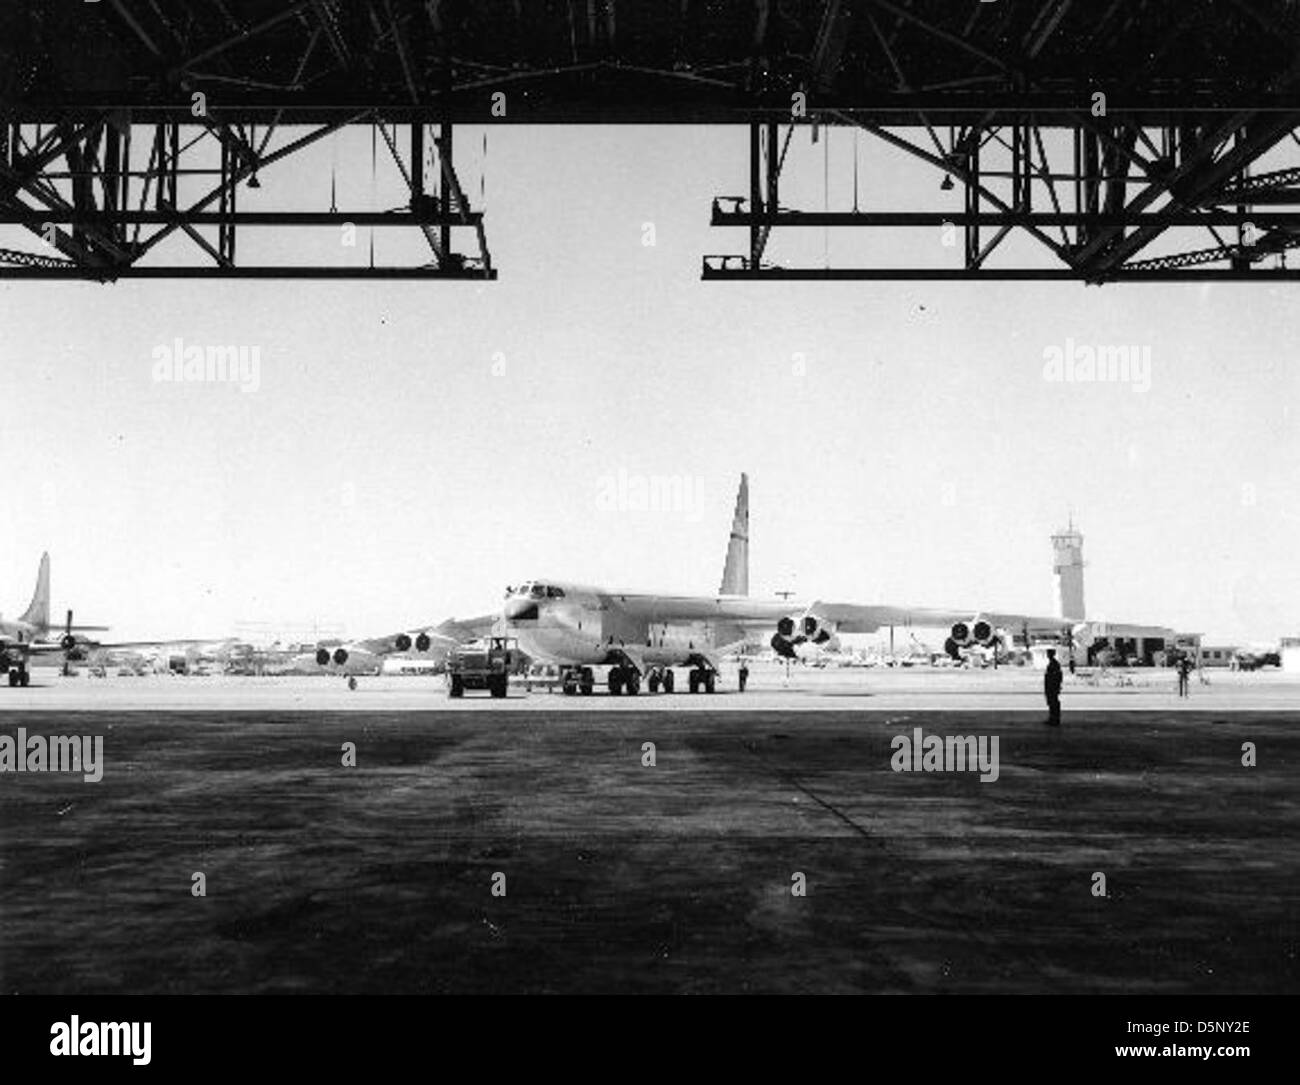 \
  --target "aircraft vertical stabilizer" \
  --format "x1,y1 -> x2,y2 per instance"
20,552 -> 51,630
719,474 -> 749,596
